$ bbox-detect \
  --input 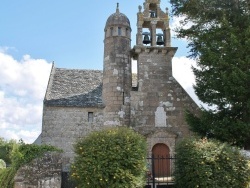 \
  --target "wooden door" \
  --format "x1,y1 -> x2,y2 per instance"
152,143 -> 170,177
